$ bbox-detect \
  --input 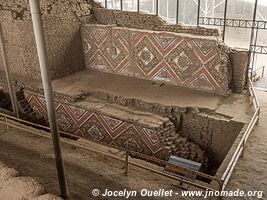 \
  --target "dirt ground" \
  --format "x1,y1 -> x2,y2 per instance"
0,90 -> 266,200
224,90 -> 267,199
